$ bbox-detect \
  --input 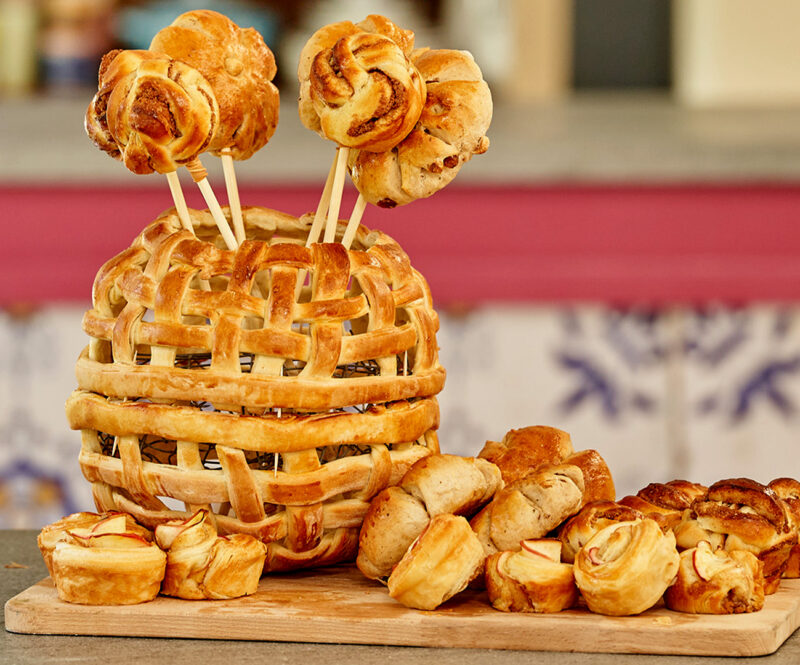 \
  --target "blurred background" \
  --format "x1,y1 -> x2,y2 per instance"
2,0 -> 800,528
